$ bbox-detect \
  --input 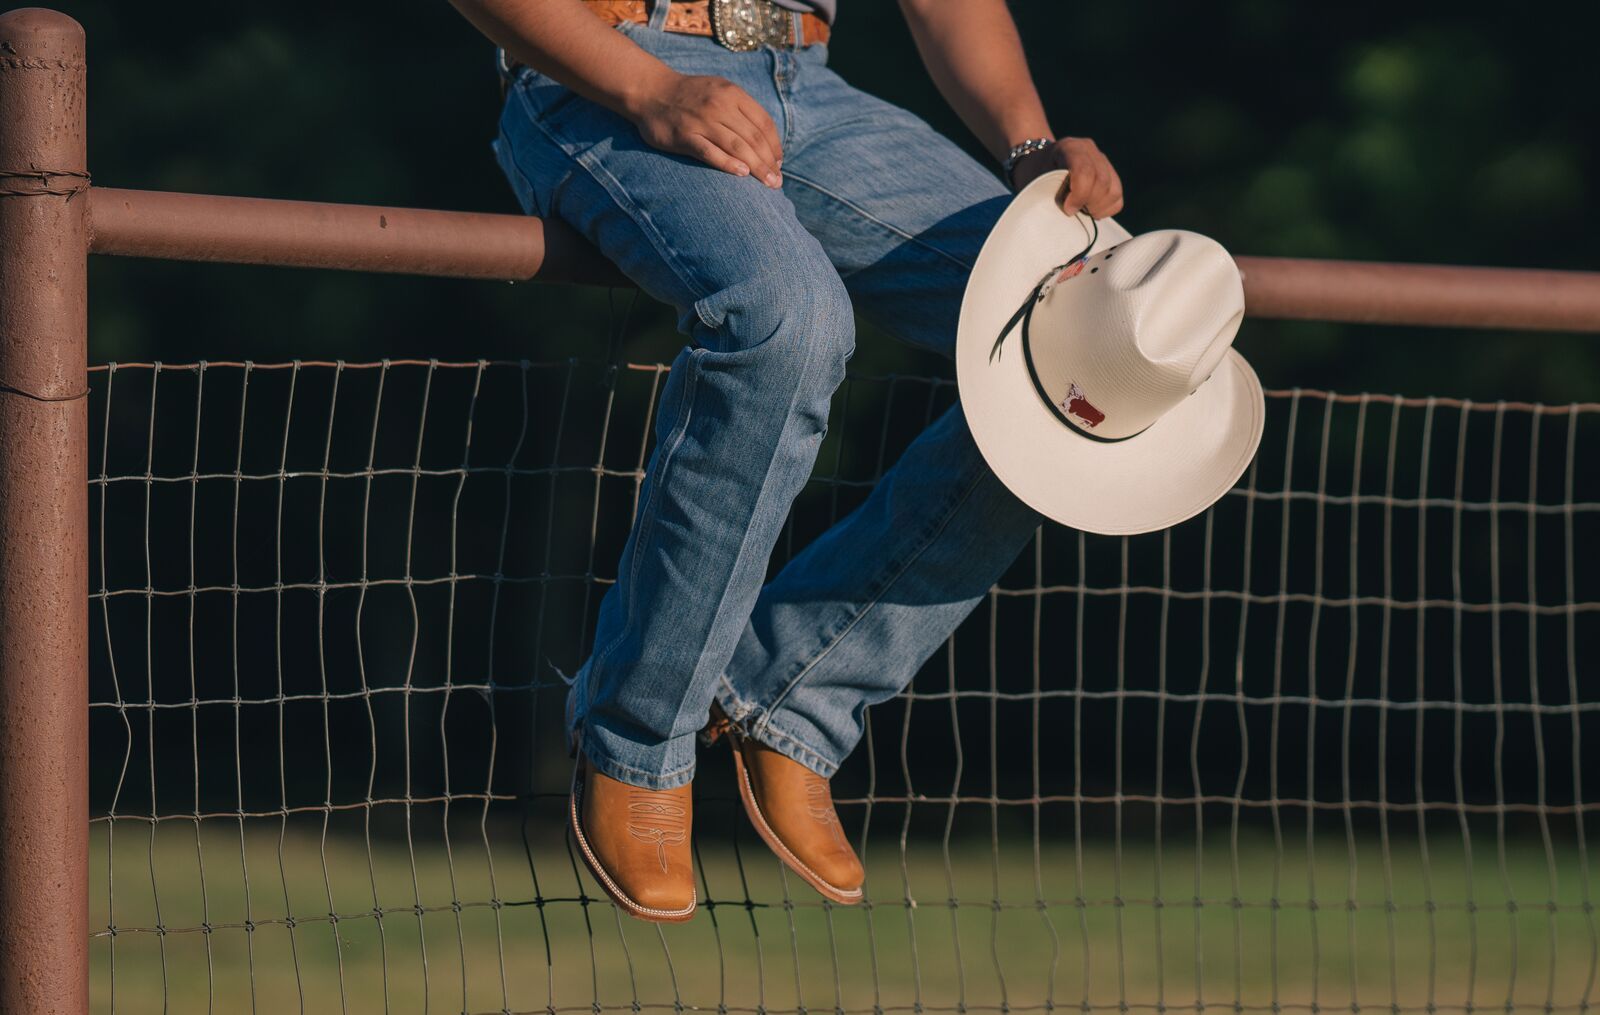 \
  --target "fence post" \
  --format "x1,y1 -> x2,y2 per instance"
0,7 -> 90,1014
